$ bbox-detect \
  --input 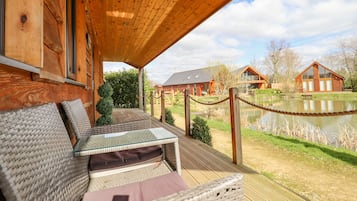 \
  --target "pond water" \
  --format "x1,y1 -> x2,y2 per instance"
239,97 -> 357,149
